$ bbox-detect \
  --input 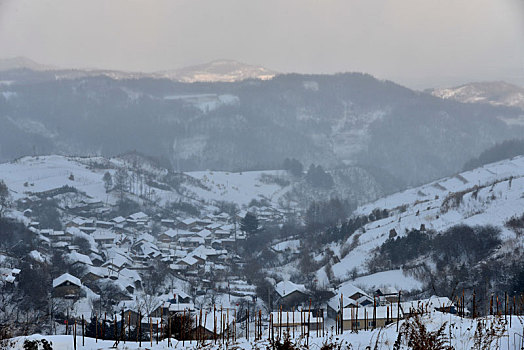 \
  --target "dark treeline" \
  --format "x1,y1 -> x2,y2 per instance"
463,139 -> 524,171
307,206 -> 389,245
